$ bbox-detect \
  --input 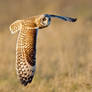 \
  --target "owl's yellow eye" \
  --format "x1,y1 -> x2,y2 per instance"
42,17 -> 47,21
